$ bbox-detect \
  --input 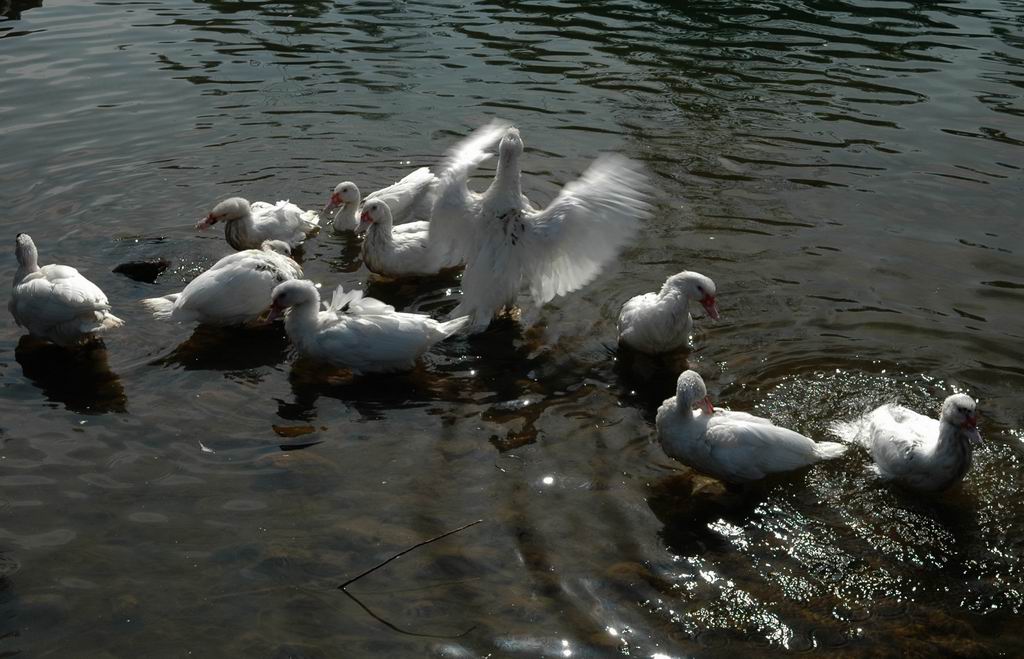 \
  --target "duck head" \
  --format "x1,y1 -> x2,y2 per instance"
266,279 -> 318,322
941,393 -> 981,445
675,369 -> 714,415
197,197 -> 250,230
323,181 -> 360,215
357,199 -> 393,235
664,271 -> 720,320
